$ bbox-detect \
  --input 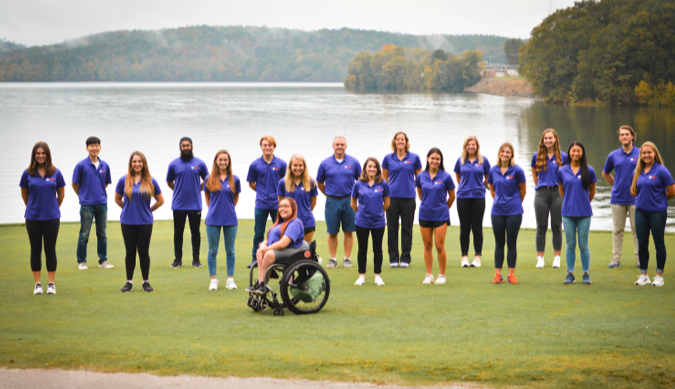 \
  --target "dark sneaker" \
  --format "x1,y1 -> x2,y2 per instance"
142,282 -> 153,292
247,261 -> 257,269
170,260 -> 182,268
326,259 -> 338,269
583,273 -> 592,285
245,281 -> 260,293
563,273 -> 576,285
343,258 -> 353,268
121,282 -> 133,292
192,261 -> 203,269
